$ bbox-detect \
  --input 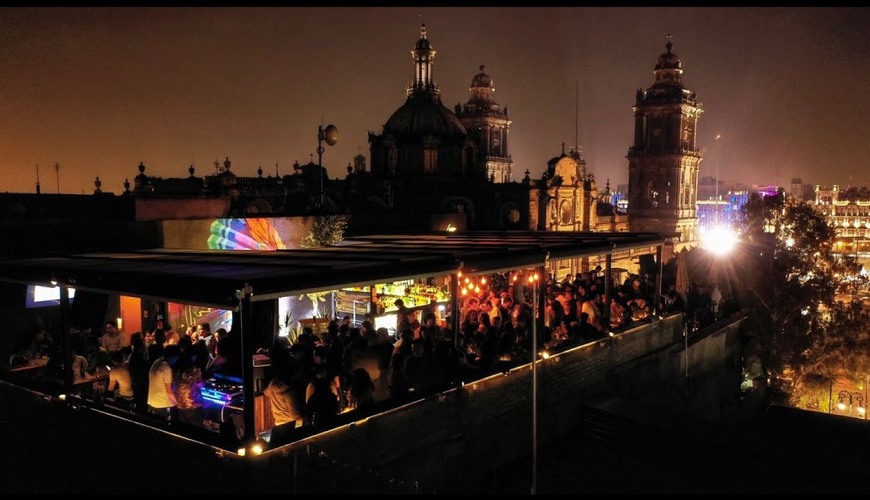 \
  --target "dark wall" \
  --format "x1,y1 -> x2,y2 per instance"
0,220 -> 162,256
